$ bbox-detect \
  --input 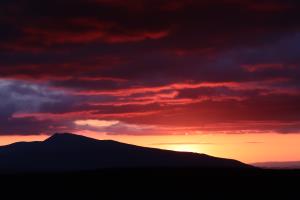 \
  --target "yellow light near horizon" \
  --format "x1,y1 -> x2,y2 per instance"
160,144 -> 201,153
0,135 -> 48,146
1,132 -> 300,164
